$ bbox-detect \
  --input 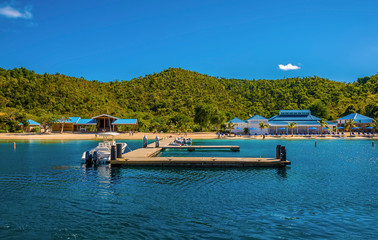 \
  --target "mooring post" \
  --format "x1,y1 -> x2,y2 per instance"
155,136 -> 159,148
373,141 -> 375,147
276,145 -> 281,159
116,143 -> 123,158
143,135 -> 148,148
111,145 -> 116,160
315,141 -> 317,147
280,146 -> 286,161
